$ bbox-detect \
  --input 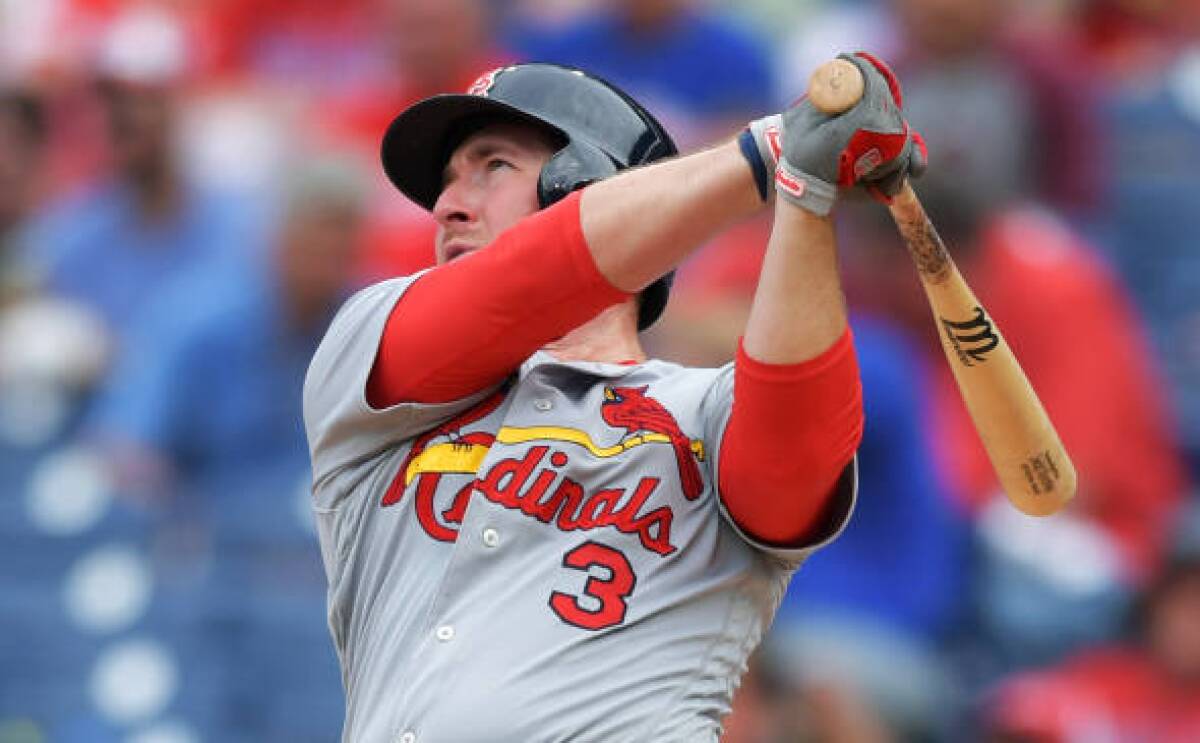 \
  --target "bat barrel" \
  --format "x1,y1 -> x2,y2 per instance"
887,186 -> 1077,516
